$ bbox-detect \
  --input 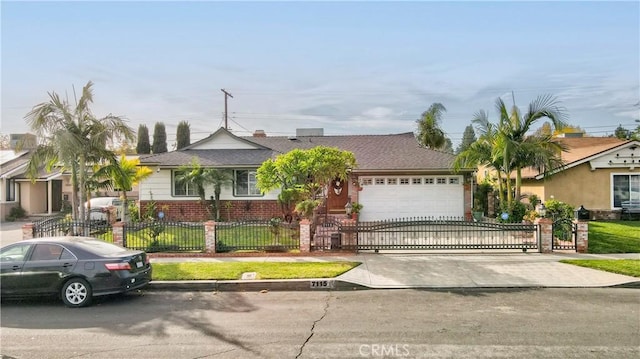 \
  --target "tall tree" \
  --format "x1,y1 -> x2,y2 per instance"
454,94 -> 568,216
614,125 -> 630,139
152,122 -> 168,153
136,124 -> 151,154
456,125 -> 477,154
24,81 -> 134,220
442,138 -> 454,154
176,120 -> 191,150
416,103 -> 449,150
92,155 -> 153,201
493,94 -> 567,209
